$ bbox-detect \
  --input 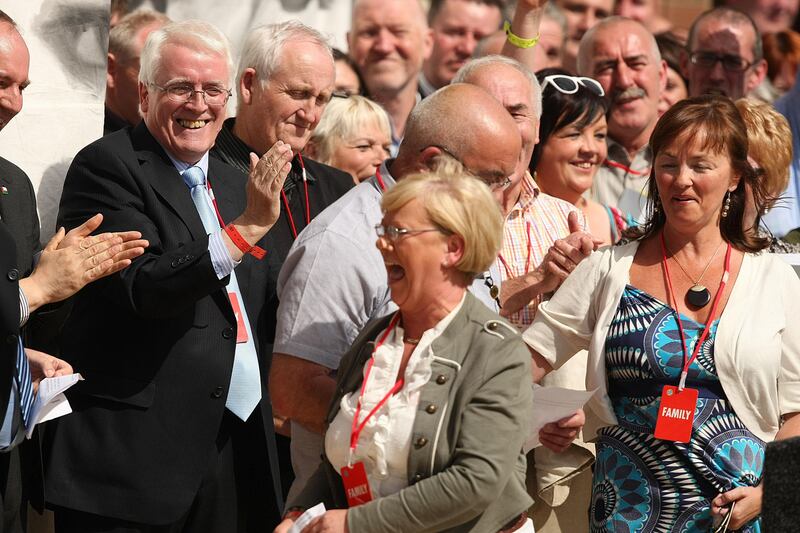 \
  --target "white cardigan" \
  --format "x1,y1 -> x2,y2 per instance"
523,240 -> 800,443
